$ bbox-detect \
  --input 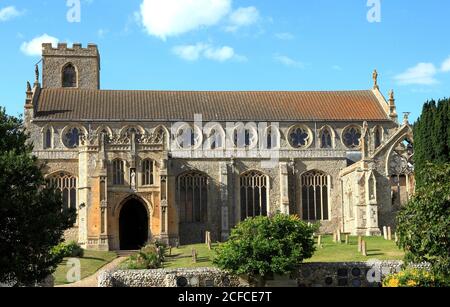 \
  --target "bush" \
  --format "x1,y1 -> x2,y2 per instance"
383,269 -> 449,287
396,163 -> 450,280
213,214 -> 316,285
122,243 -> 164,270
51,241 -> 84,259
